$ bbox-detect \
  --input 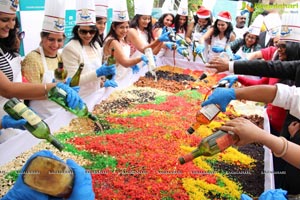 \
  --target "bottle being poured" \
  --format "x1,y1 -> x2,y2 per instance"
186,80 -> 230,134
49,65 -> 104,133
179,129 -> 239,164
192,40 -> 206,63
4,98 -> 65,151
